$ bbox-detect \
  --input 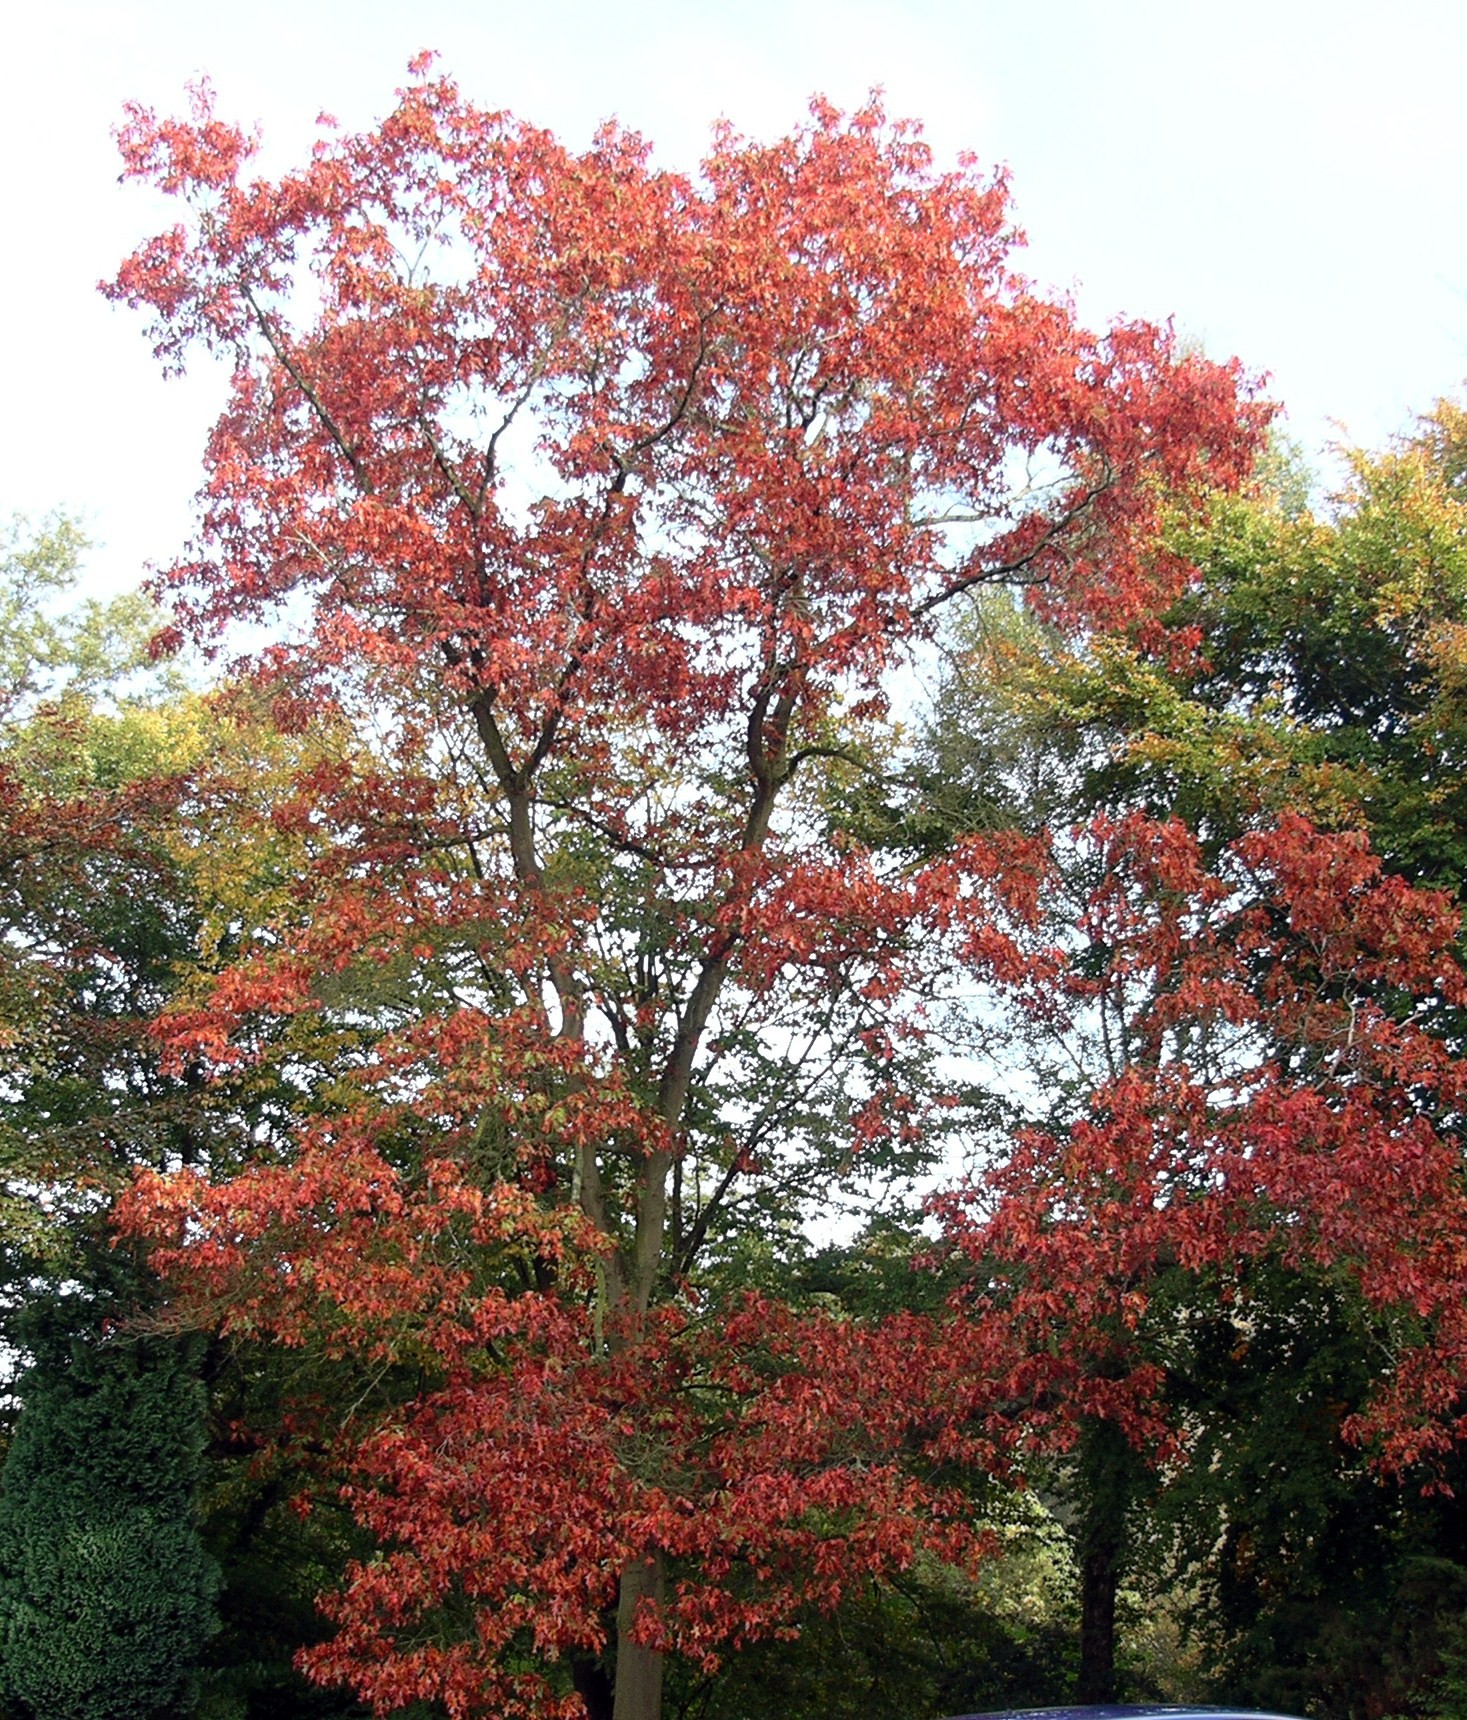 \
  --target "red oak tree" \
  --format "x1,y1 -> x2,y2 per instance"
106,60 -> 1265,1720
933,811 -> 1467,1696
